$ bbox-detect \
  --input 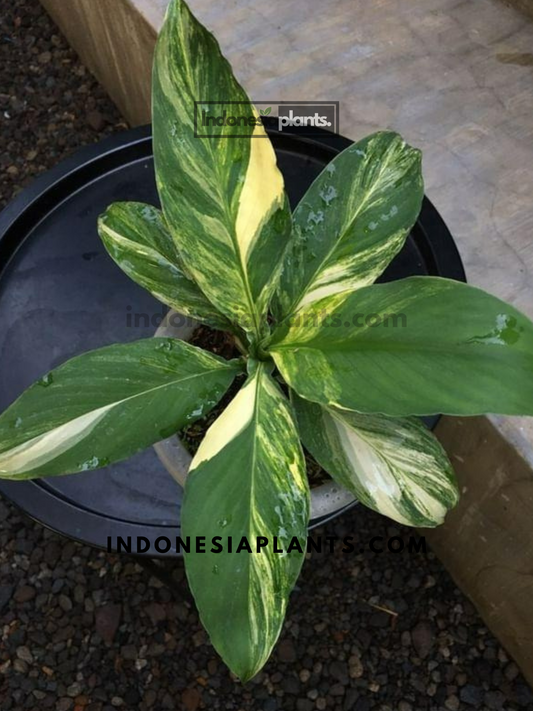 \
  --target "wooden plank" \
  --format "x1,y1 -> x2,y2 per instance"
39,0 -> 533,684
40,0 -> 157,126
504,0 -> 533,20
430,416 -> 533,684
